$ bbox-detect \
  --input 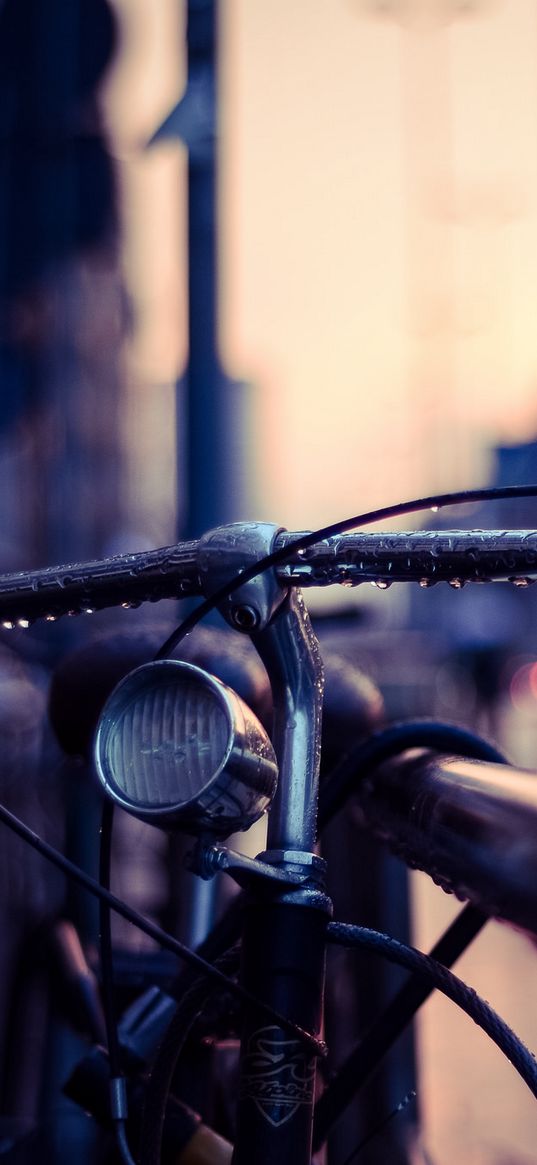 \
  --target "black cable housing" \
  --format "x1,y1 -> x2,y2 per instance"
99,801 -> 121,1074
99,802 -> 137,1165
327,922 -> 537,1099
313,903 -> 486,1148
